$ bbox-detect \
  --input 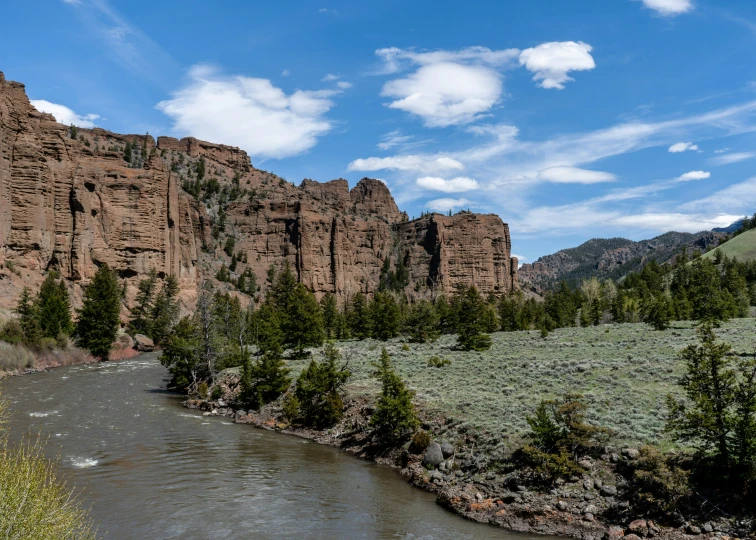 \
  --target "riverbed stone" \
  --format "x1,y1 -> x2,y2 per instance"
629,519 -> 648,536
601,484 -> 618,496
422,442 -> 444,467
605,526 -> 624,540
556,500 -> 568,511
134,334 -> 154,352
